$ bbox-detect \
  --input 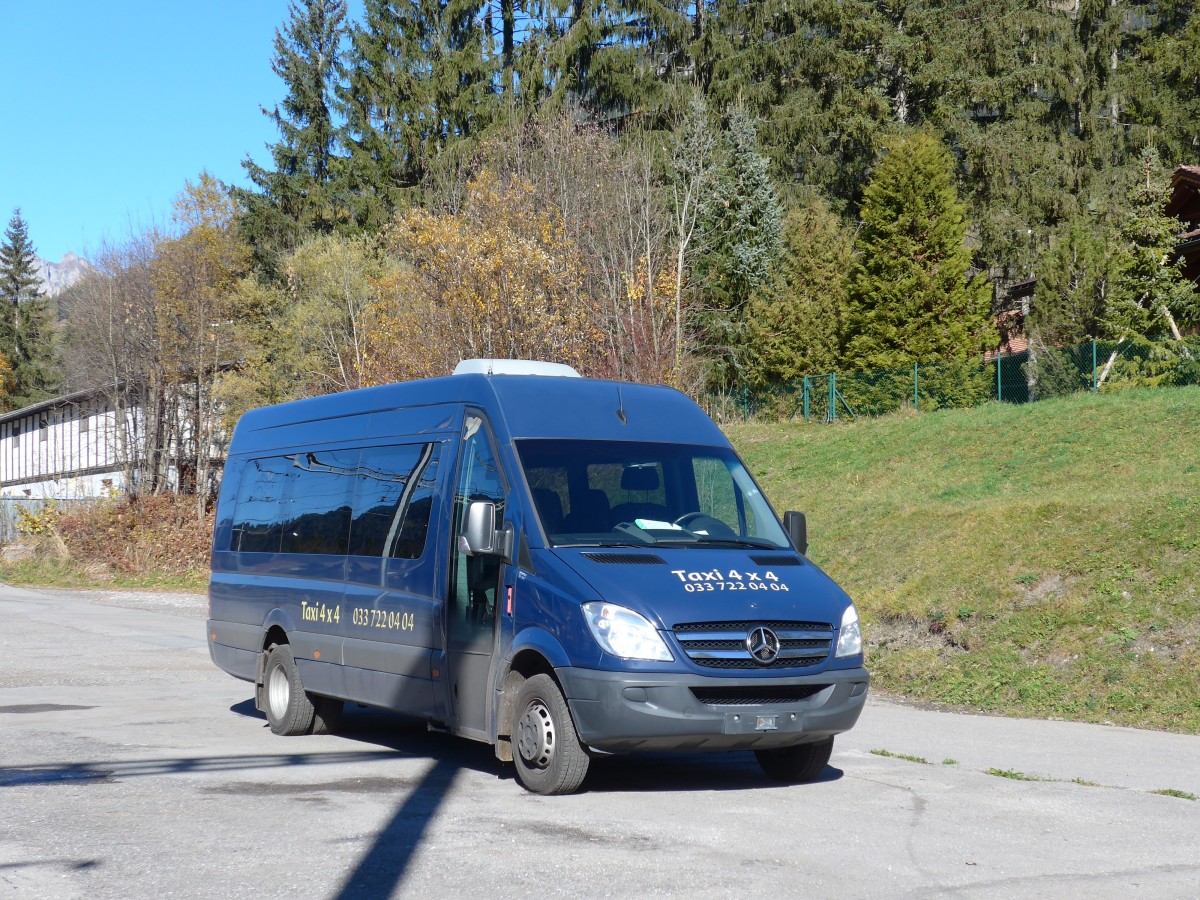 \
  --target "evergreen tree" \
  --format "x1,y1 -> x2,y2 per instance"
1122,1 -> 1200,165
923,0 -> 1075,285
340,0 -> 497,224
843,131 -> 994,369
239,0 -> 349,267
0,209 -> 41,308
744,196 -> 852,385
544,0 -> 689,119
0,209 -> 60,409
694,105 -> 783,385
697,0 -> 894,203
1106,151 -> 1199,342
1029,215 -> 1116,346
